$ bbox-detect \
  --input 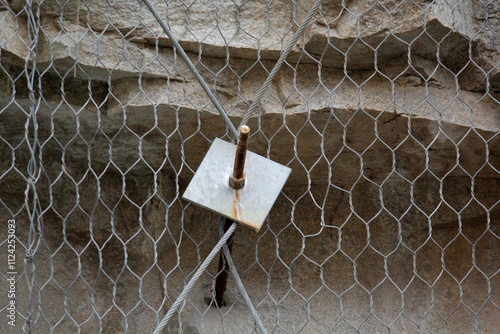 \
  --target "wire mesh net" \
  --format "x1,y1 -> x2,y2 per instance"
0,0 -> 499,332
